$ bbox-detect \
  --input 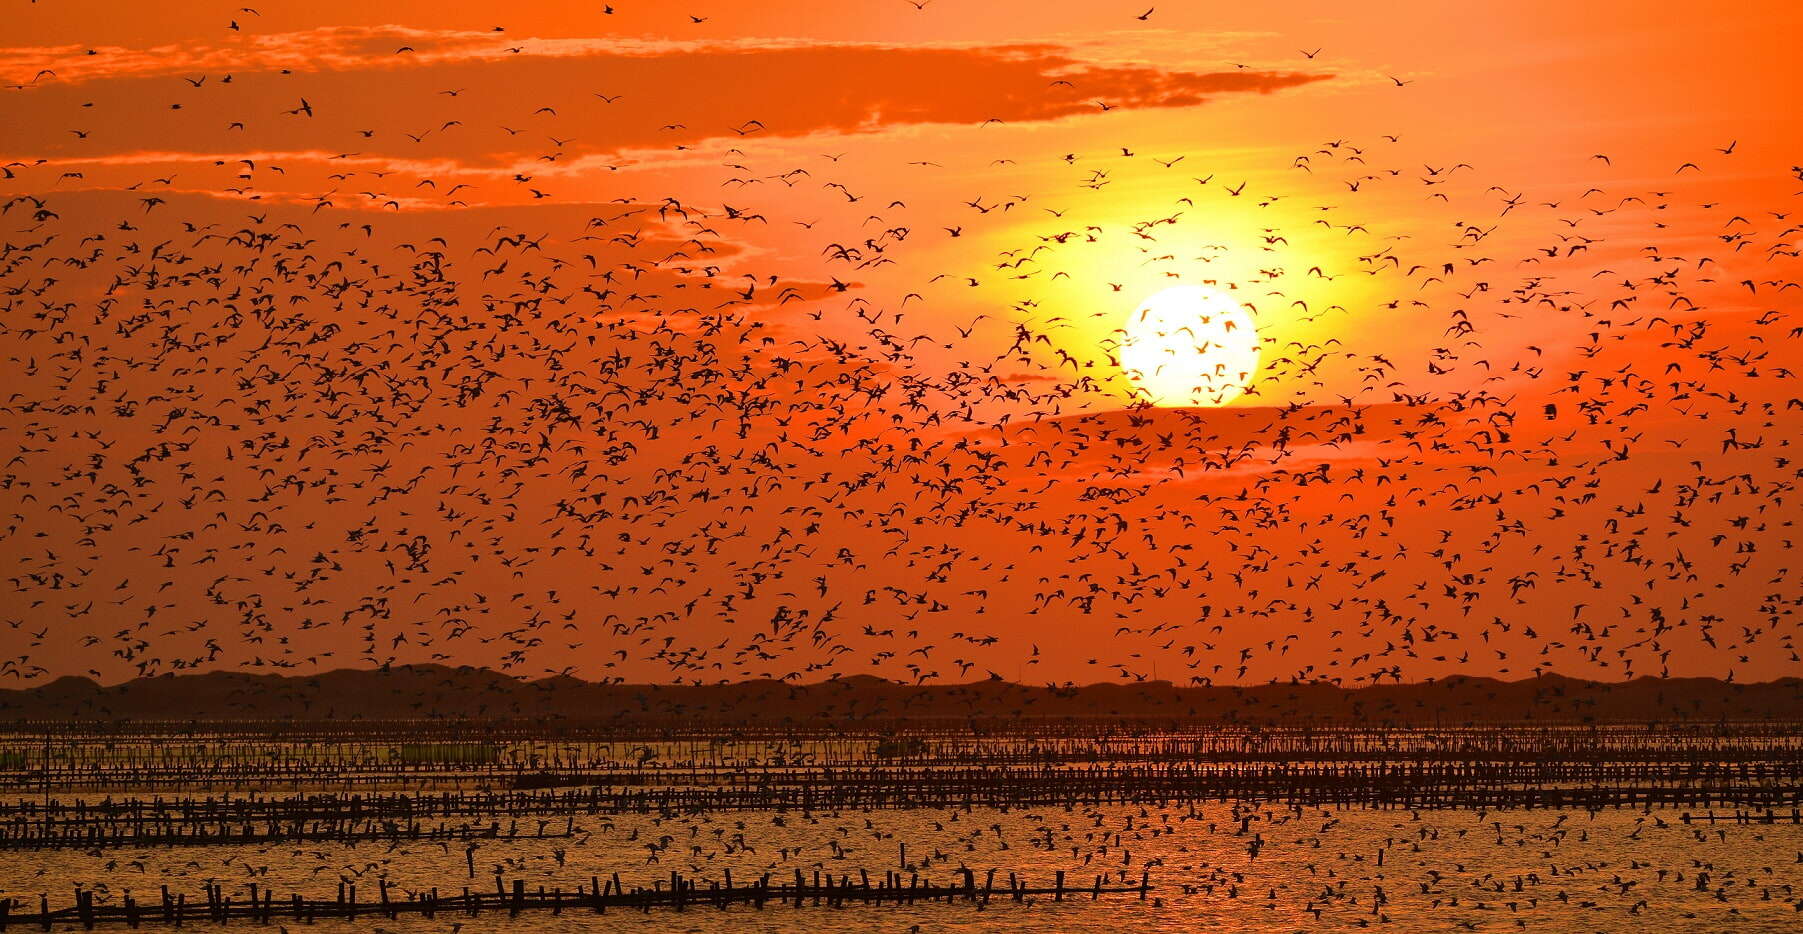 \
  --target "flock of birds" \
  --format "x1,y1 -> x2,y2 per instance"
0,9 -> 1801,934
0,7 -> 1800,699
